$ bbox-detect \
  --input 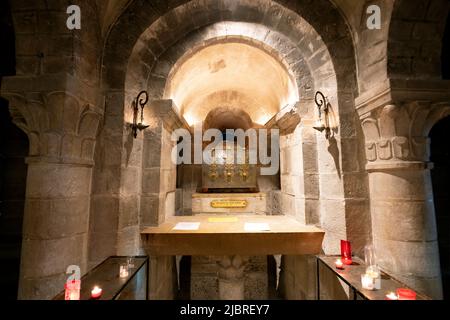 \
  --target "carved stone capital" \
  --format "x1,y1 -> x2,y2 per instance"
1,90 -> 102,165
360,101 -> 450,171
